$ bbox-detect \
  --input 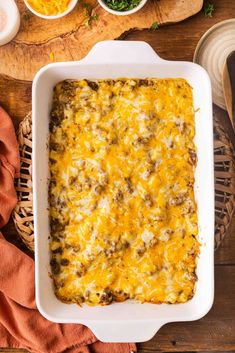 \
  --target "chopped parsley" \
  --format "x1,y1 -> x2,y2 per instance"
204,2 -> 215,17
150,22 -> 159,31
85,13 -> 99,27
79,1 -> 99,27
103,0 -> 141,11
23,11 -> 32,21
81,1 -> 91,11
